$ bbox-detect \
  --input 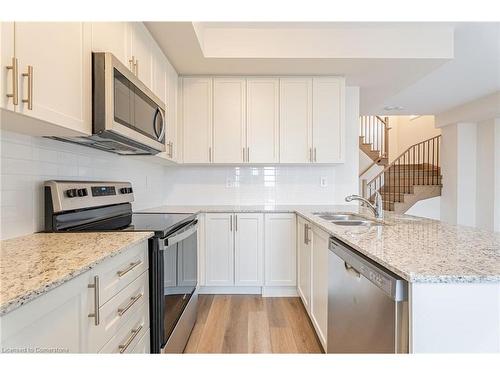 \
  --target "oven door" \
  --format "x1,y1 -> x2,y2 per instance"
160,220 -> 198,352
93,52 -> 166,153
